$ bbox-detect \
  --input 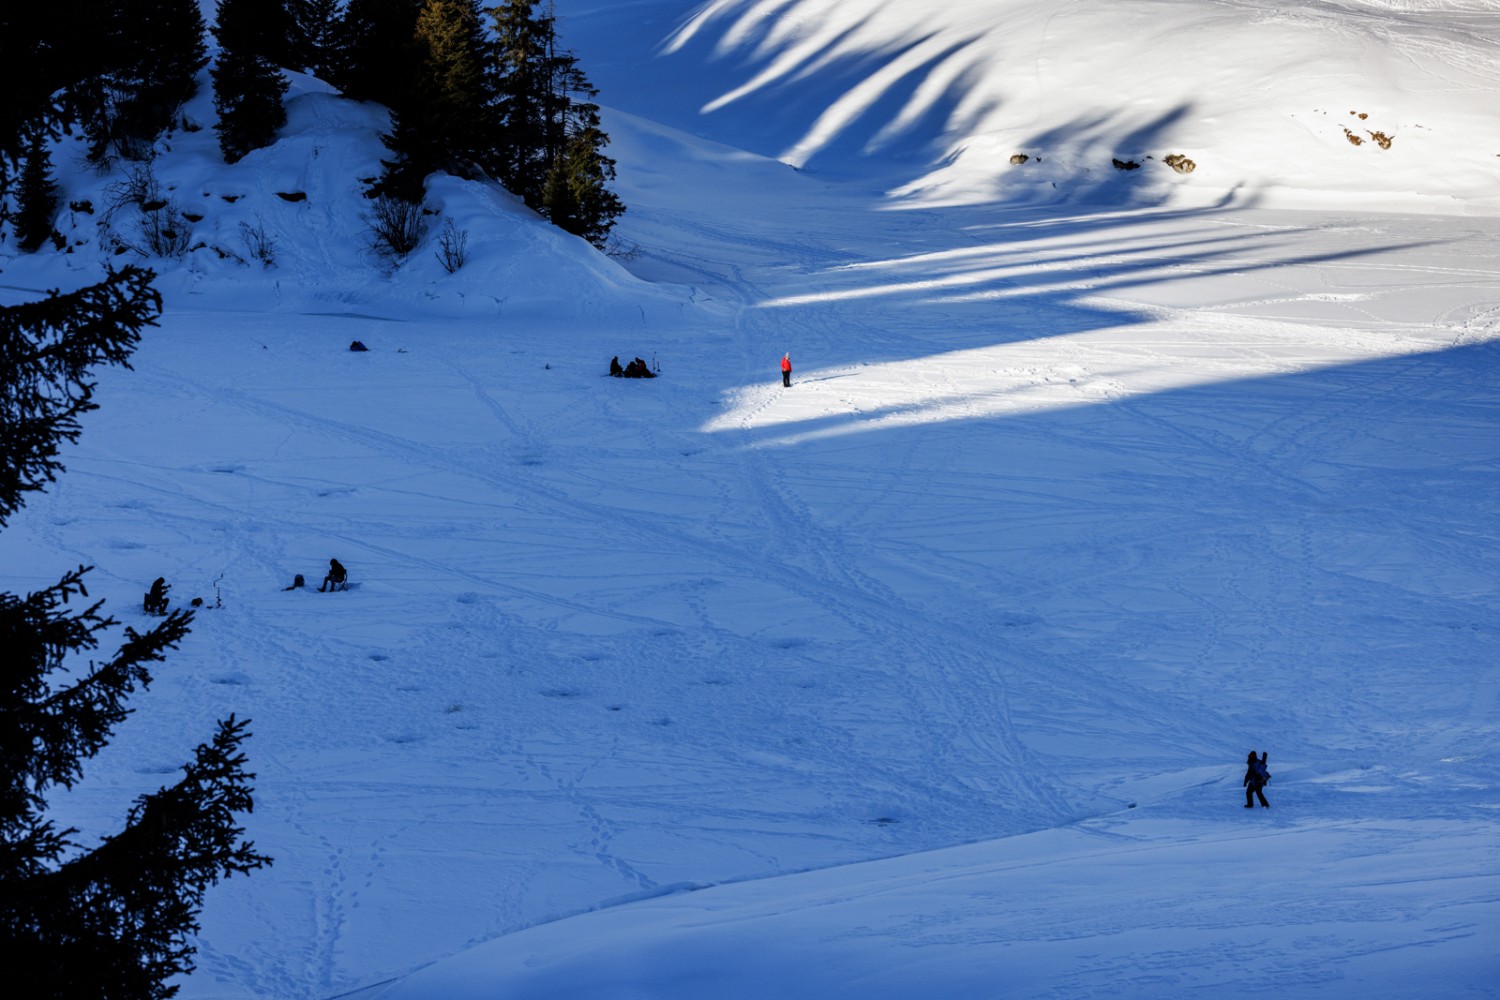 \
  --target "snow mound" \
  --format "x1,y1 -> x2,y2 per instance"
6,70 -> 686,325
